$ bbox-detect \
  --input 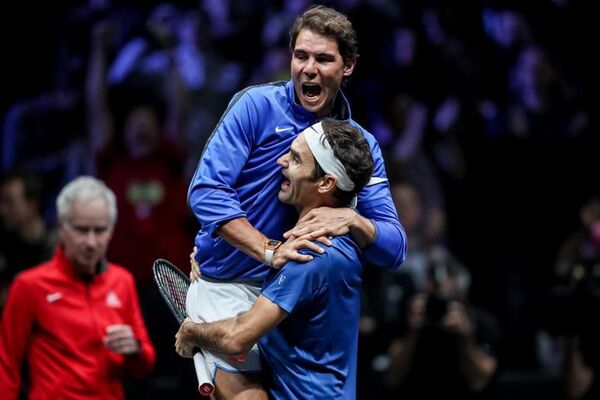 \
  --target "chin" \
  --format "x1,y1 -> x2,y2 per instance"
278,192 -> 291,205
299,100 -> 322,114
